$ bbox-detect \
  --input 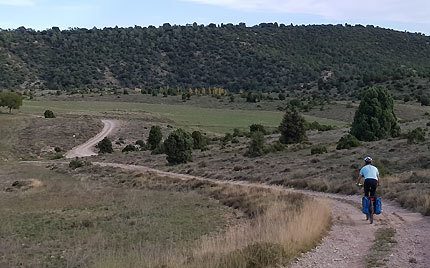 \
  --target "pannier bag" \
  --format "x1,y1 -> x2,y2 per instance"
375,197 -> 382,214
362,197 -> 369,214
